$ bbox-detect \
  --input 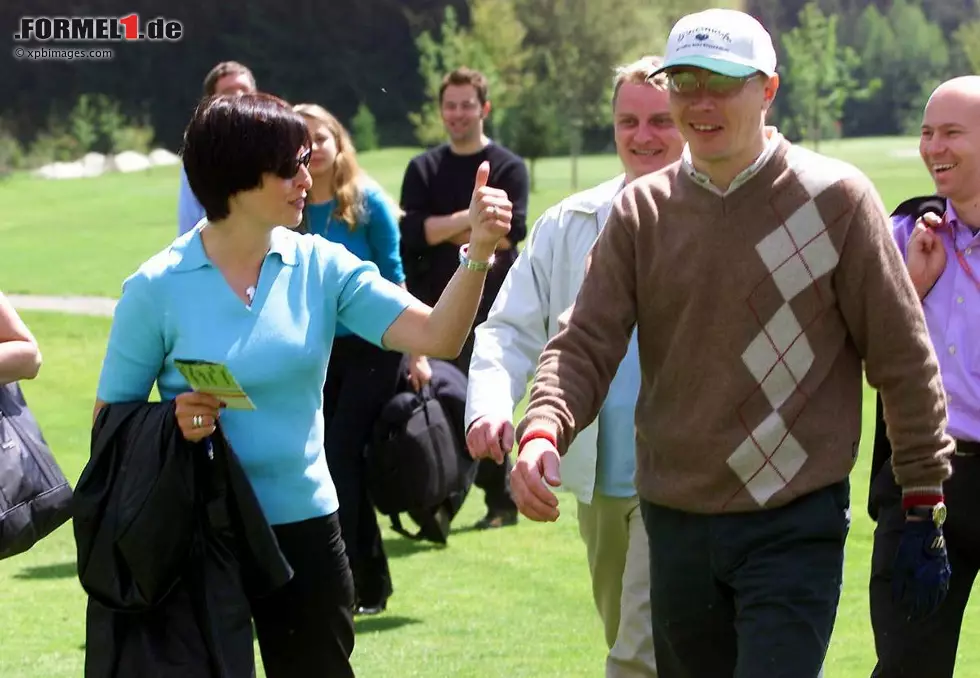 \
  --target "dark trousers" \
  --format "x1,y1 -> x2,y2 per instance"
870,453 -> 980,678
453,331 -> 516,514
640,481 -> 850,678
323,335 -> 403,606
250,513 -> 356,678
